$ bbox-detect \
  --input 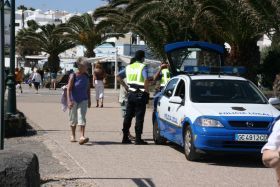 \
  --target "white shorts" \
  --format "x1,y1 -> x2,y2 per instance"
69,100 -> 88,126
95,80 -> 104,100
